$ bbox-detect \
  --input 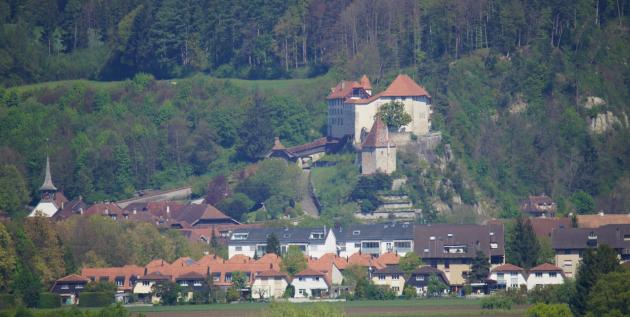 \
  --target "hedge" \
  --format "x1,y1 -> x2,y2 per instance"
0,294 -> 17,309
37,292 -> 61,308
78,292 -> 114,307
